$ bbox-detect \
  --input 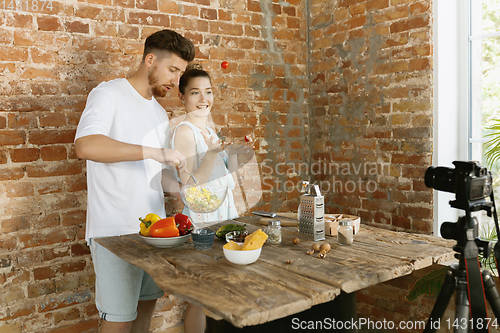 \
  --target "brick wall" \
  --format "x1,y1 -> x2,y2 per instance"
307,0 -> 441,330
0,0 -> 307,332
308,0 -> 434,233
